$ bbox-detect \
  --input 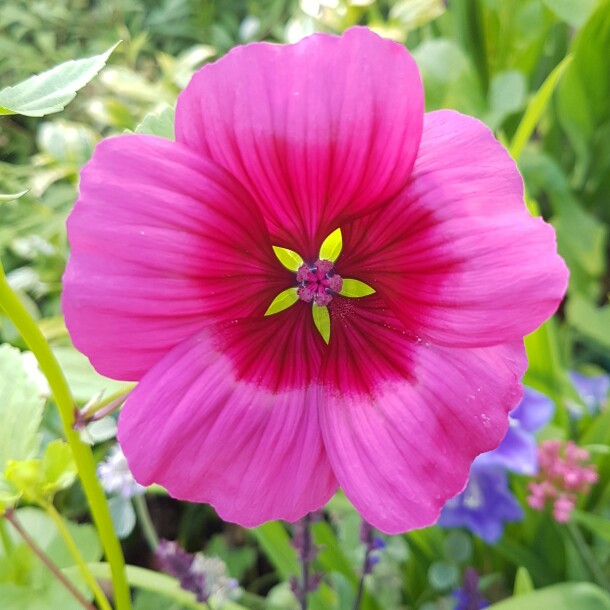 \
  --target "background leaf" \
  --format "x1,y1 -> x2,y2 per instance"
0,43 -> 119,117
0,344 -> 45,473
